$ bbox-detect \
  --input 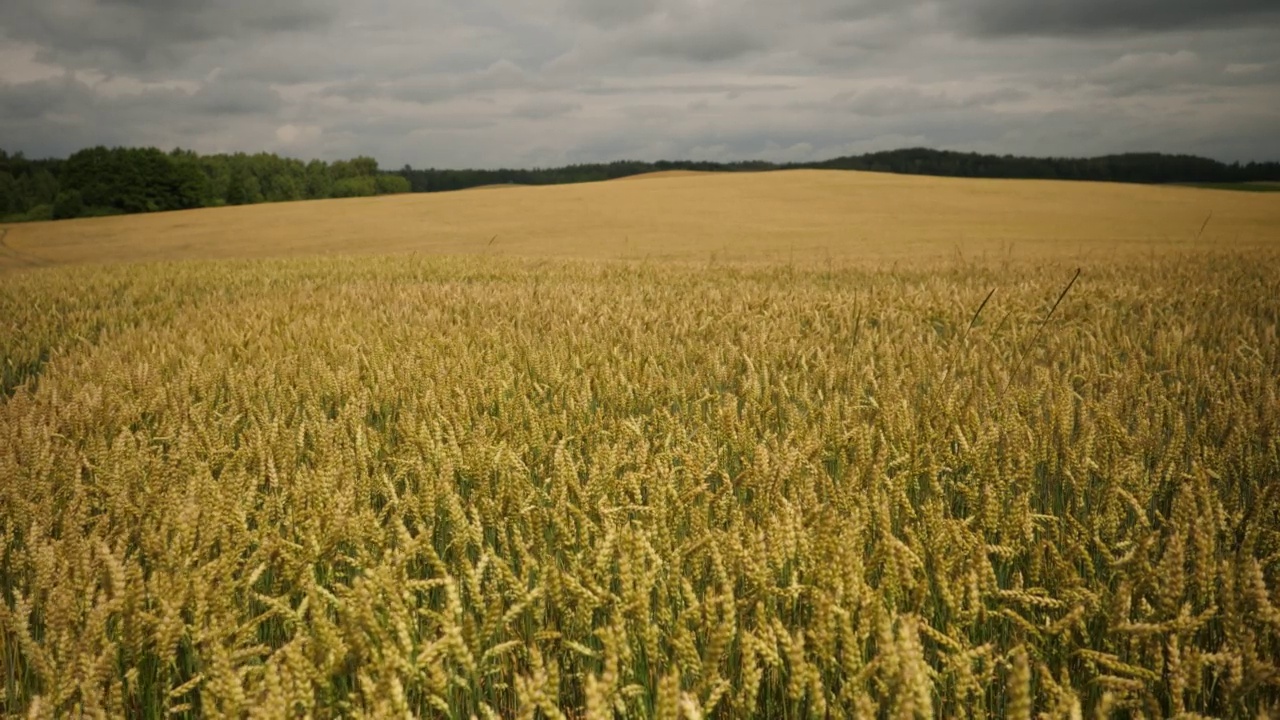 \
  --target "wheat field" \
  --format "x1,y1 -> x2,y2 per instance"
5,170 -> 1280,271
2,172 -> 1280,718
